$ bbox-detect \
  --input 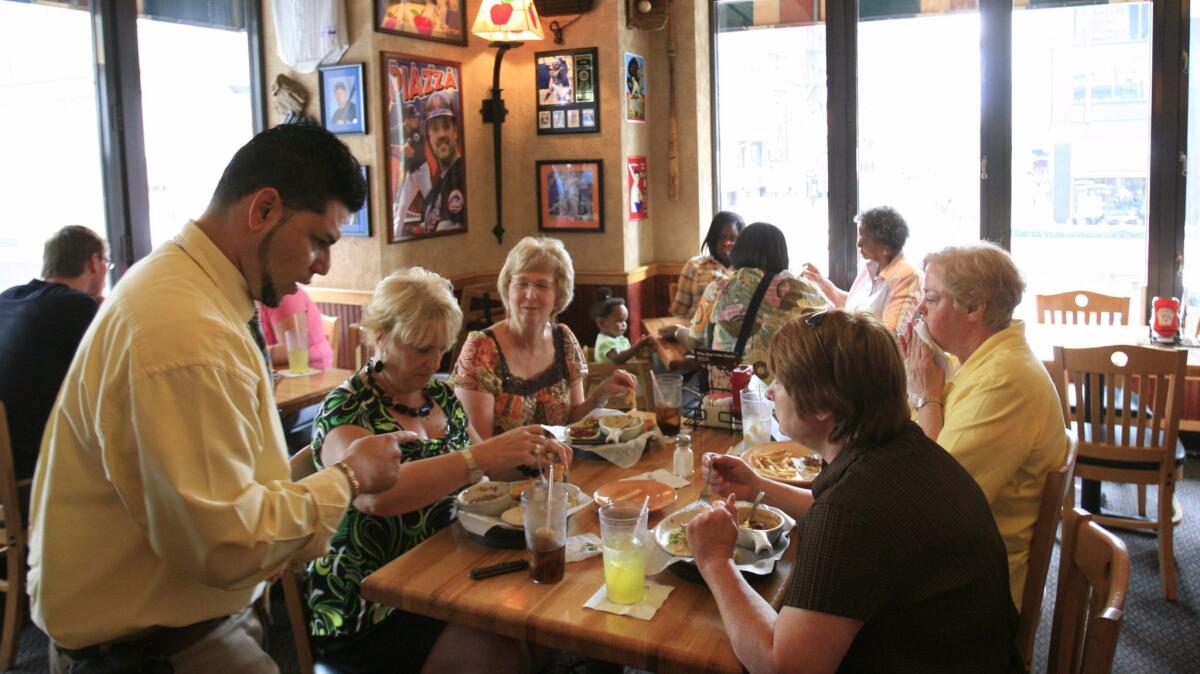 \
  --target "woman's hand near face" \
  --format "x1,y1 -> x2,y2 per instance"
471,424 -> 572,481
899,321 -> 944,399
687,494 -> 739,571
705,453 -> 763,502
